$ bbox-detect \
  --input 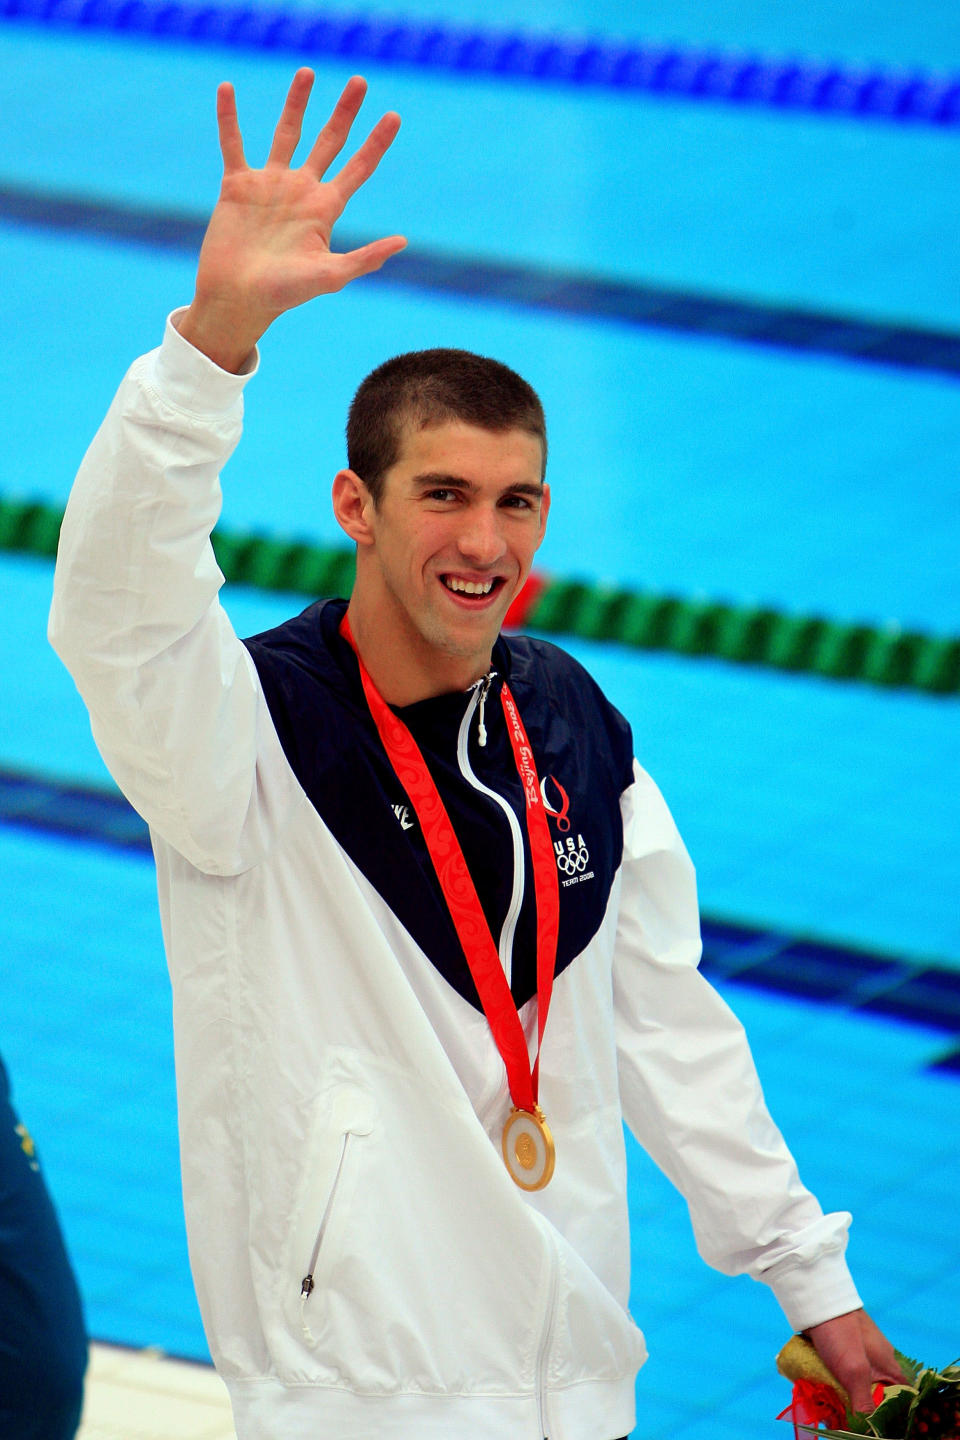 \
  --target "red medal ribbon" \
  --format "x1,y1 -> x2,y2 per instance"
340,614 -> 559,1116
